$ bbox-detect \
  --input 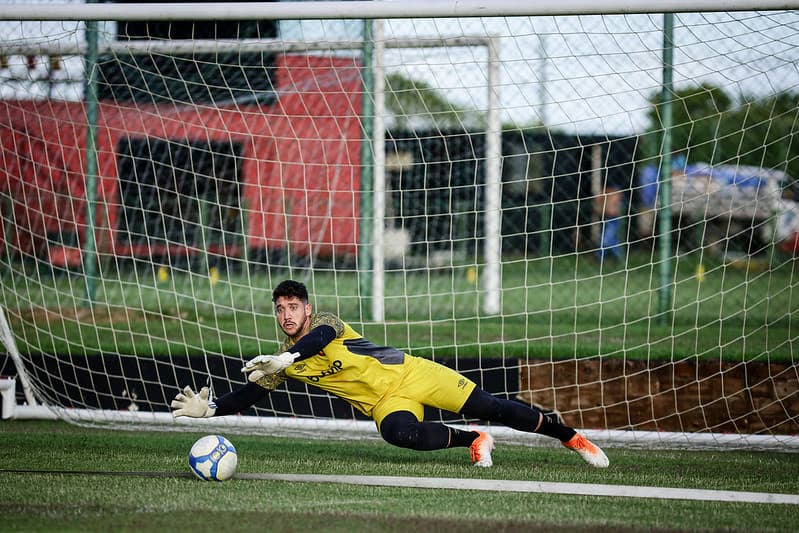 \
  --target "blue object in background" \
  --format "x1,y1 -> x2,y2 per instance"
638,164 -> 659,208
636,162 -> 766,211
598,217 -> 623,261
684,164 -> 765,189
